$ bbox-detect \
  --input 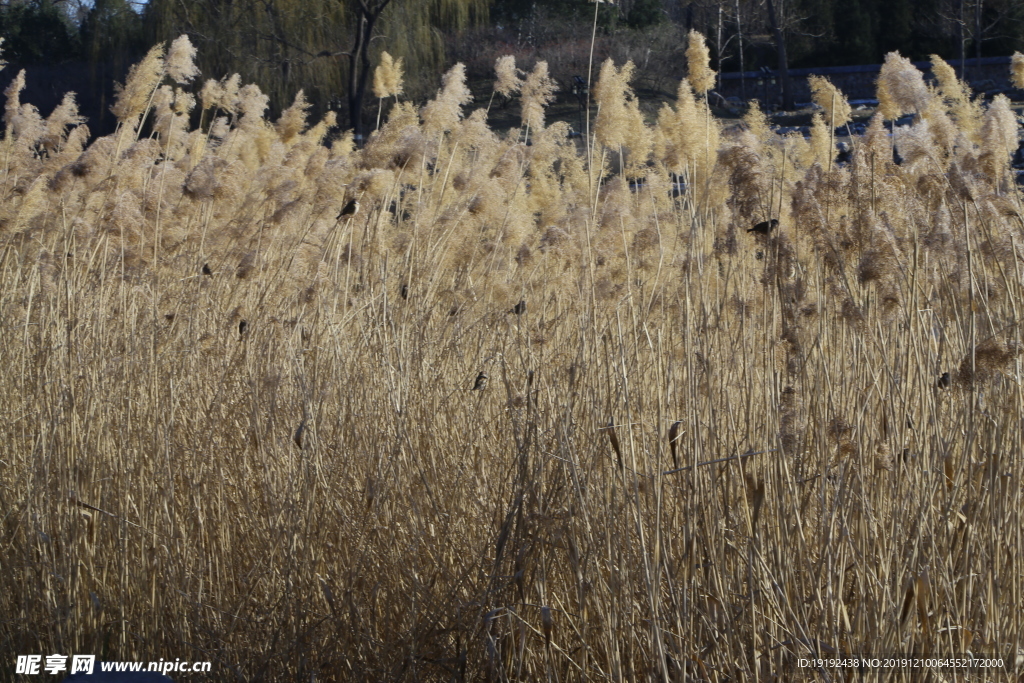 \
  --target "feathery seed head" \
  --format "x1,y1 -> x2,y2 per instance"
373,52 -> 404,99
807,112 -> 832,167
166,35 -> 199,84
685,31 -> 716,95
520,61 -> 558,130
276,90 -> 310,143
4,69 -> 25,131
421,63 -> 472,137
1012,52 -> 1024,89
237,84 -> 269,129
111,43 -> 166,122
930,55 -> 962,102
876,52 -> 929,119
743,100 -> 770,145
40,93 -> 86,155
593,59 -> 636,149
808,75 -> 851,127
494,55 -> 523,98
199,78 -> 223,112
